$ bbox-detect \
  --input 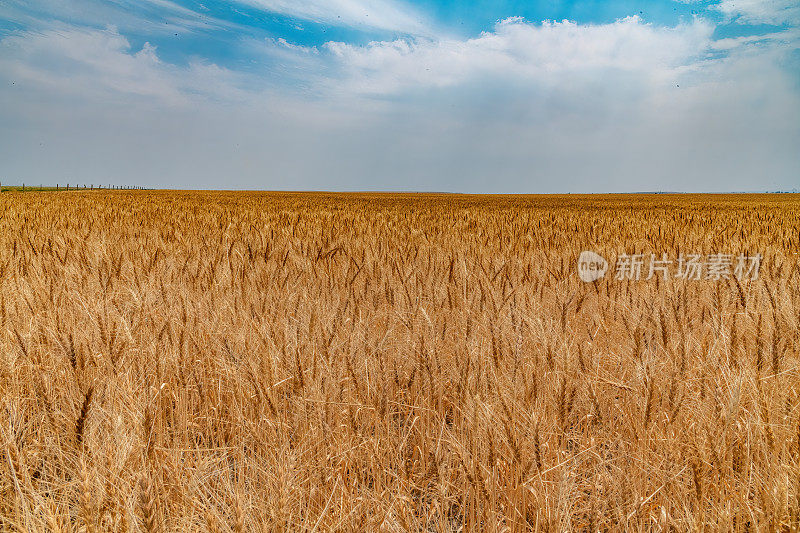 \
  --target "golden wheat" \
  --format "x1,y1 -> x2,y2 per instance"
0,191 -> 798,531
